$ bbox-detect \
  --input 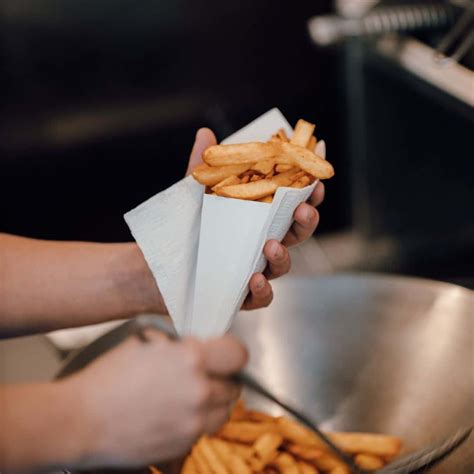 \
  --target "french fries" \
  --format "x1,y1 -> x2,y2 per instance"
219,421 -> 278,443
298,461 -> 319,474
272,452 -> 301,474
148,467 -> 163,474
290,119 -> 315,148
203,142 -> 278,166
328,432 -> 402,458
174,400 -> 403,474
275,164 -> 293,173
307,135 -> 317,152
215,169 -> 301,200
276,142 -> 333,180
212,175 -> 241,192
249,433 -> 283,470
191,119 -> 334,202
181,457 -> 197,474
277,129 -> 289,142
199,436 -> 231,474
291,175 -> 311,189
193,163 -> 252,186
251,158 -> 277,175
354,453 -> 384,470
